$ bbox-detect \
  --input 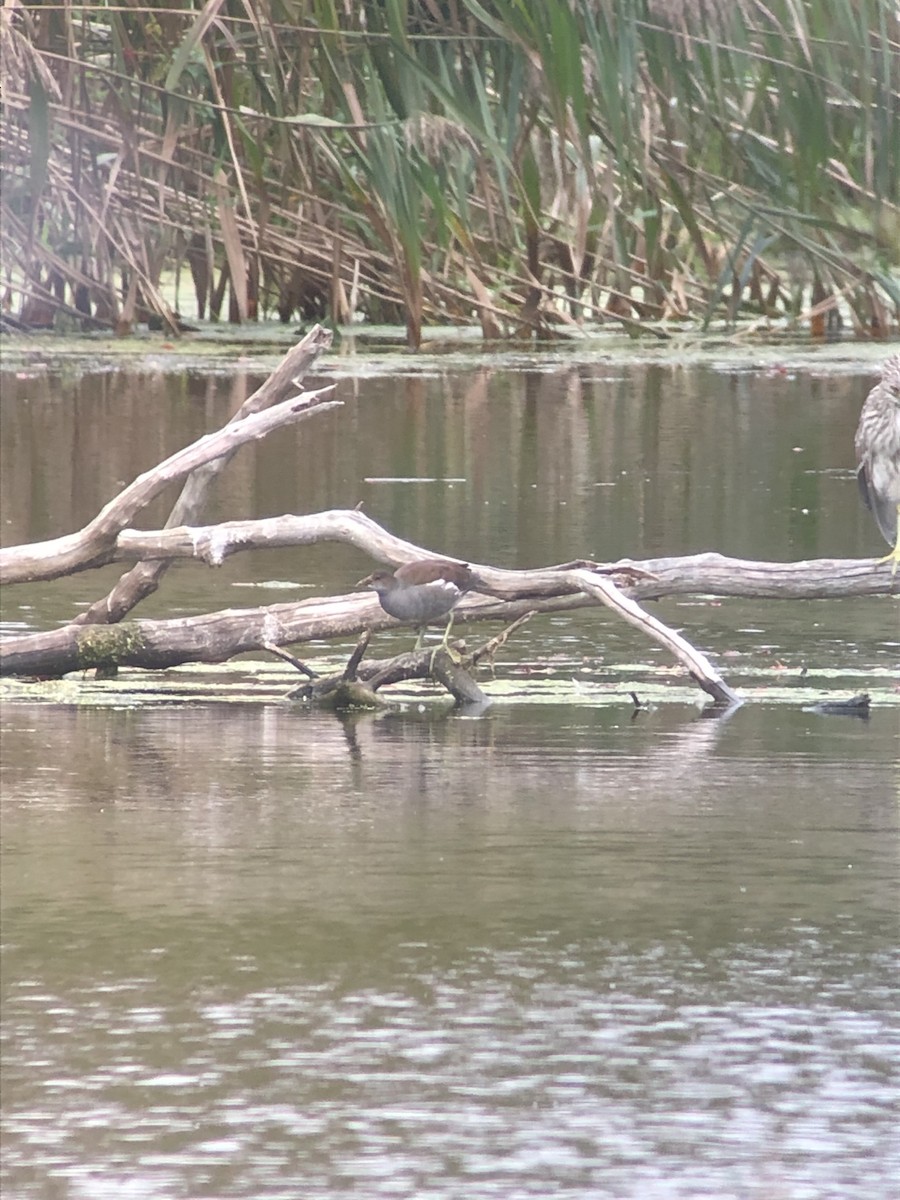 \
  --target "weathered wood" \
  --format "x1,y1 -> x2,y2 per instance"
2,494 -> 895,704
4,506 -> 894,599
1,328 -> 894,703
79,324 -> 333,621
632,552 -> 897,600
0,594 -> 372,677
568,568 -> 740,707
1,540 -> 892,696
0,388 -> 338,585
